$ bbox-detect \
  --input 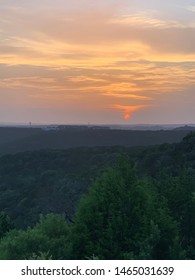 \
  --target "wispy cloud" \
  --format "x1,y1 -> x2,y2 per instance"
1,6 -> 195,67
186,6 -> 195,12
102,93 -> 153,100
110,12 -> 185,29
